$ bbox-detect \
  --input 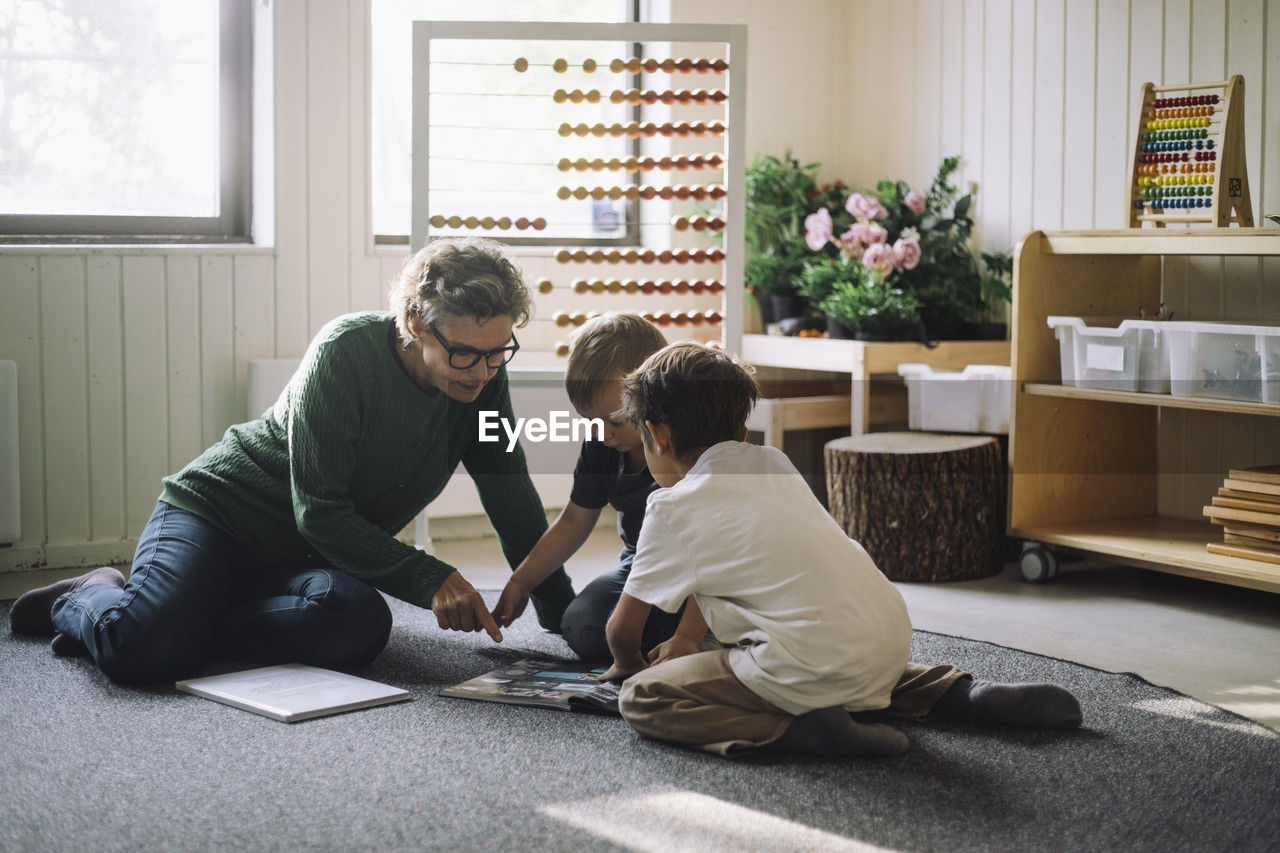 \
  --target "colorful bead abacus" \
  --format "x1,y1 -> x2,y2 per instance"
1129,75 -> 1253,227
